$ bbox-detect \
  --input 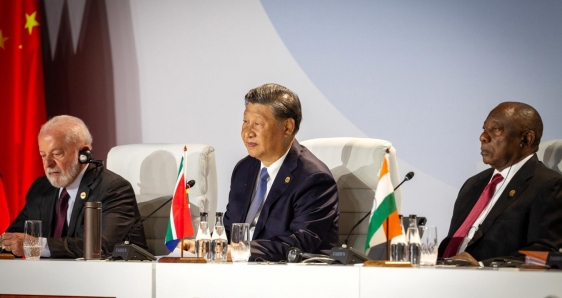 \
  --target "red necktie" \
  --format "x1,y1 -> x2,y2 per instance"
53,188 -> 70,238
443,173 -> 504,258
